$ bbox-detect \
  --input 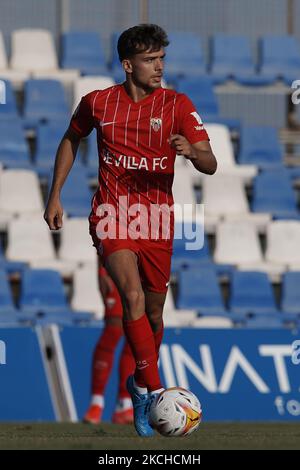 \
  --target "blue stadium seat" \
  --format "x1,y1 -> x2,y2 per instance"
23,79 -> 70,128
0,118 -> 32,168
110,32 -> 125,82
20,269 -> 68,314
35,122 -> 85,177
281,272 -> 300,314
164,32 -> 206,83
211,34 -> 255,79
210,34 -> 276,86
238,126 -> 283,168
176,77 -> 240,130
171,223 -> 211,273
245,315 -> 284,329
176,266 -> 226,314
229,271 -> 278,315
251,169 -> 299,219
61,31 -> 109,76
0,79 -> 19,119
60,169 -> 92,217
0,269 -> 17,314
260,35 -> 300,83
